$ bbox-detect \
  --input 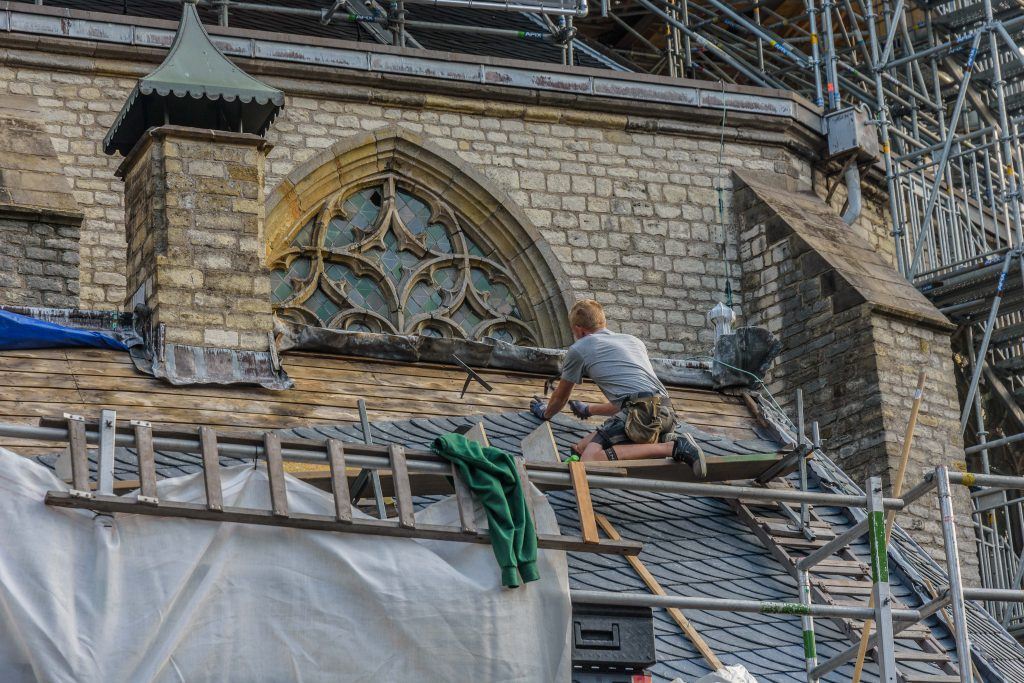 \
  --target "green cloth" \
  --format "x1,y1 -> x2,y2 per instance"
432,433 -> 540,588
